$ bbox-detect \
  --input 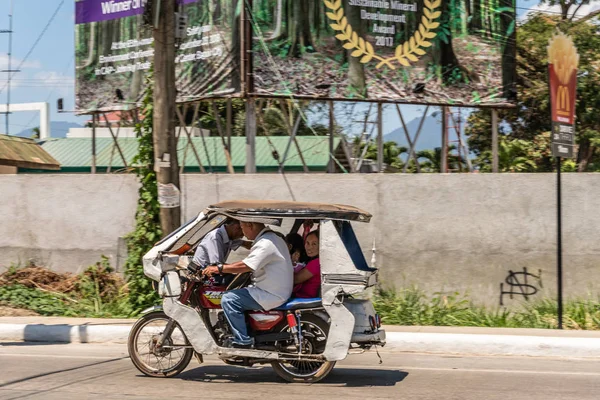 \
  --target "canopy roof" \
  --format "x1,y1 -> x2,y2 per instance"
204,200 -> 372,222
0,134 -> 60,170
